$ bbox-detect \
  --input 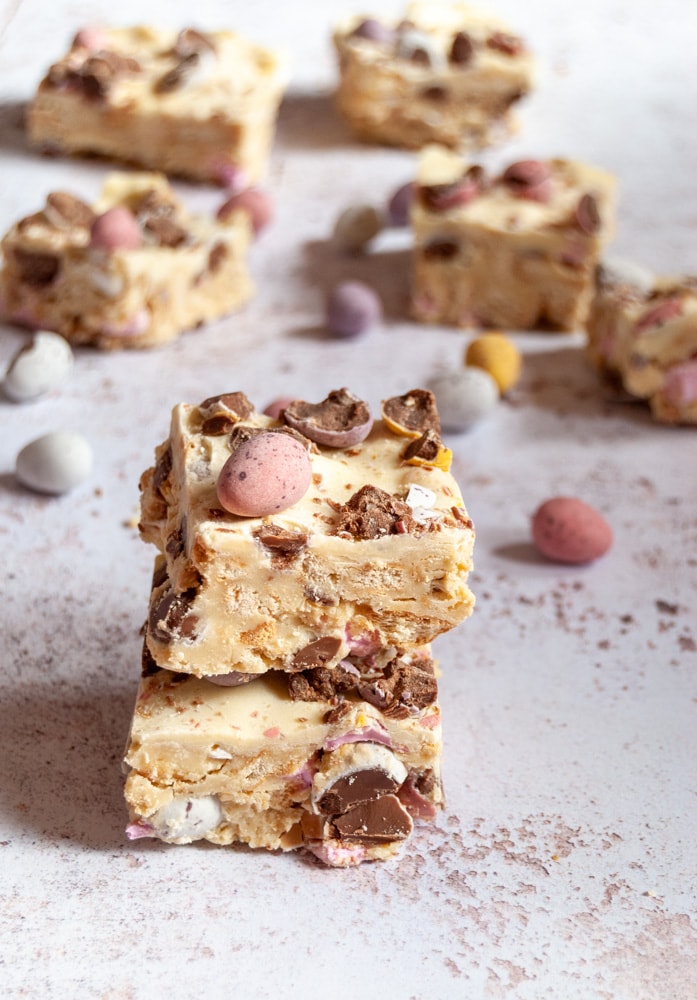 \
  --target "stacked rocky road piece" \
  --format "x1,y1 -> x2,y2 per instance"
124,387 -> 476,866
